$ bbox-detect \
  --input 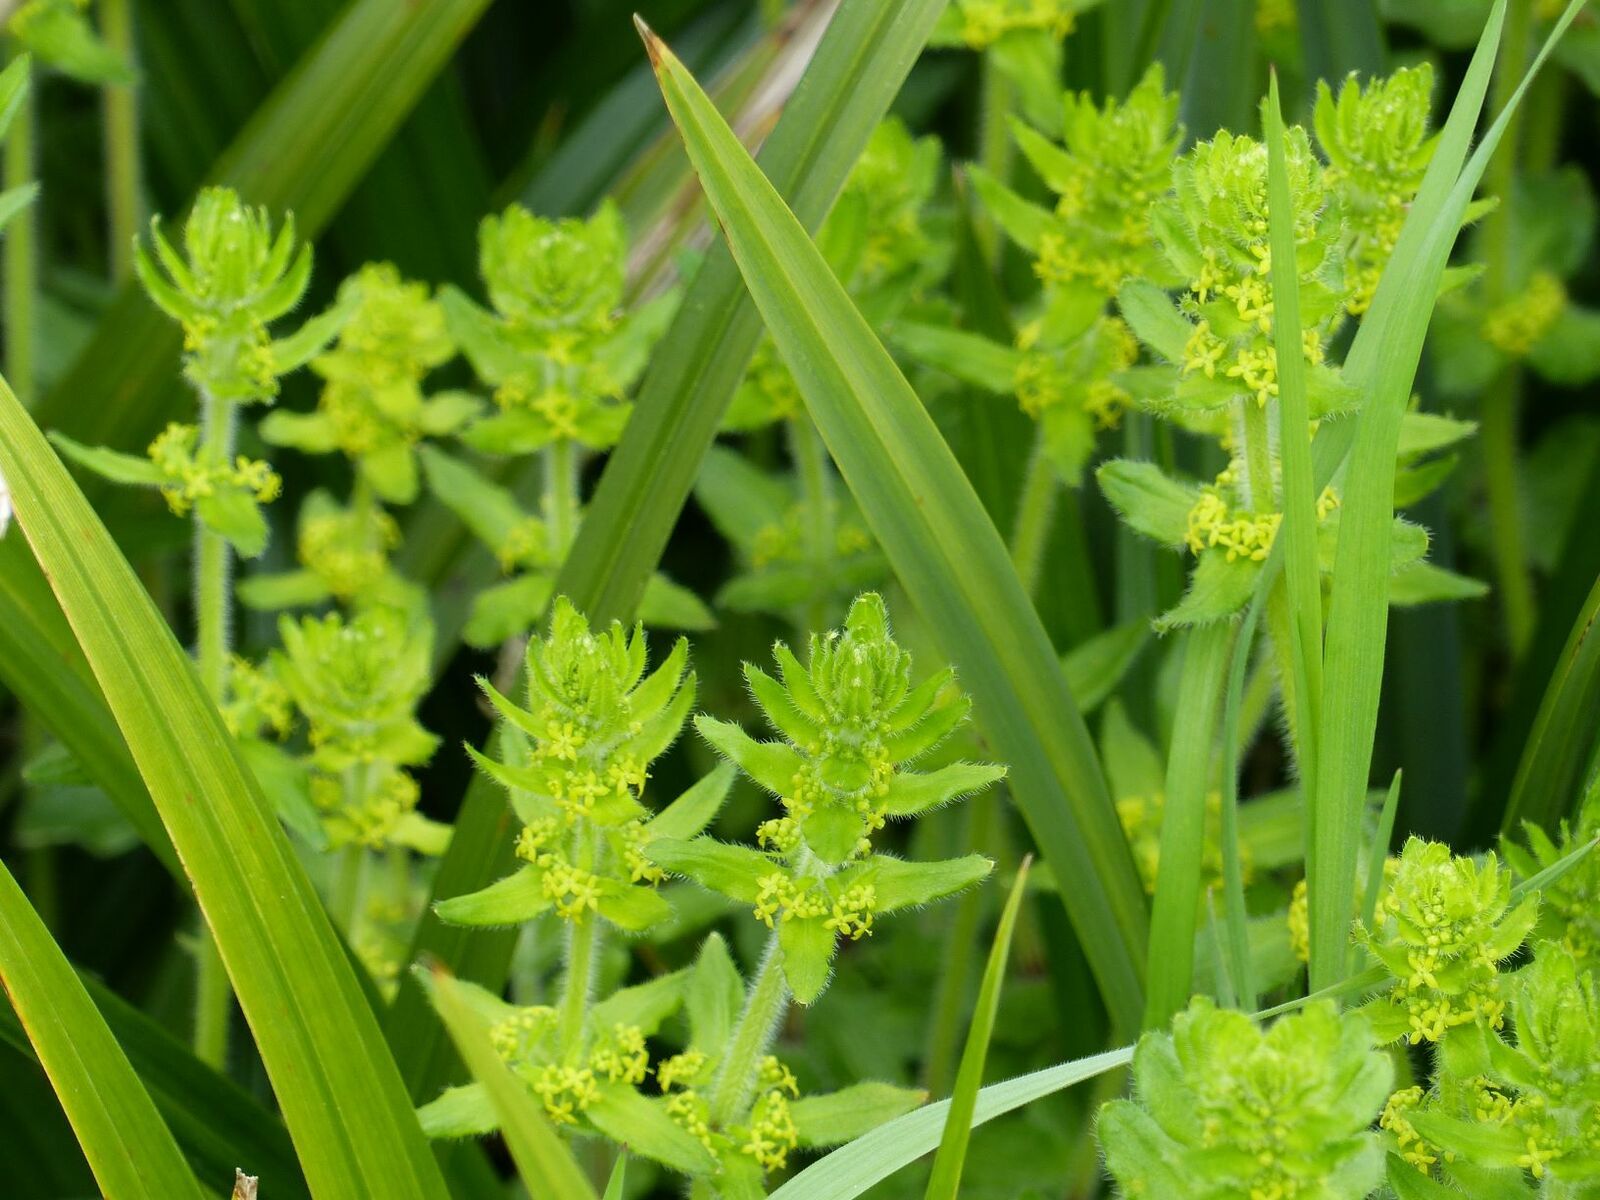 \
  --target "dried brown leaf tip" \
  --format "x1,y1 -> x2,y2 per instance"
232,1169 -> 259,1200
633,15 -> 663,67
